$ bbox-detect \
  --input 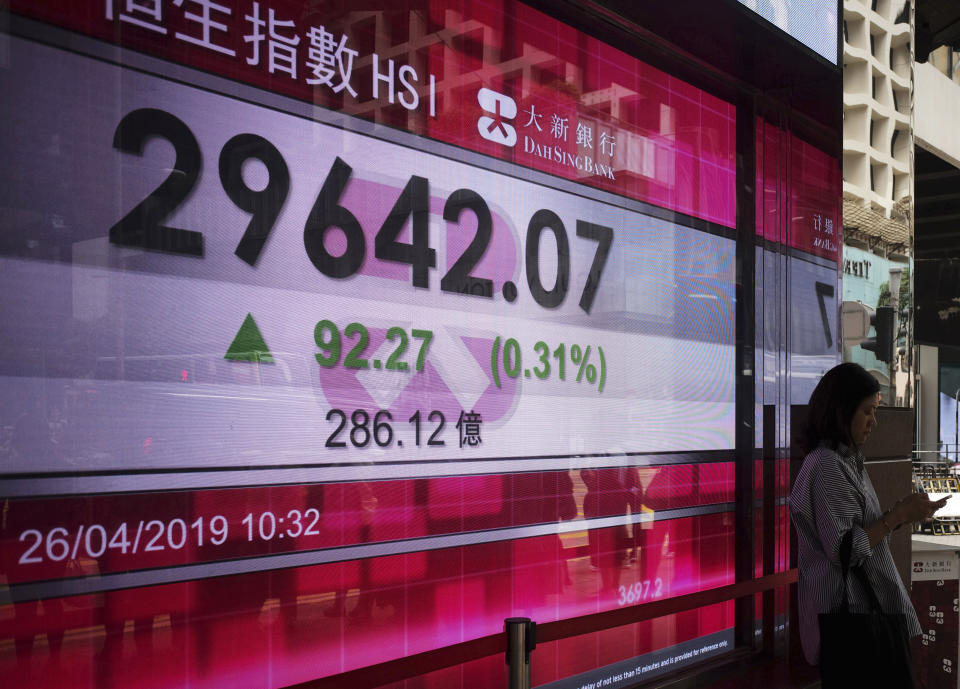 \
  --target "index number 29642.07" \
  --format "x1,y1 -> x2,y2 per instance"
107,108 -> 614,313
